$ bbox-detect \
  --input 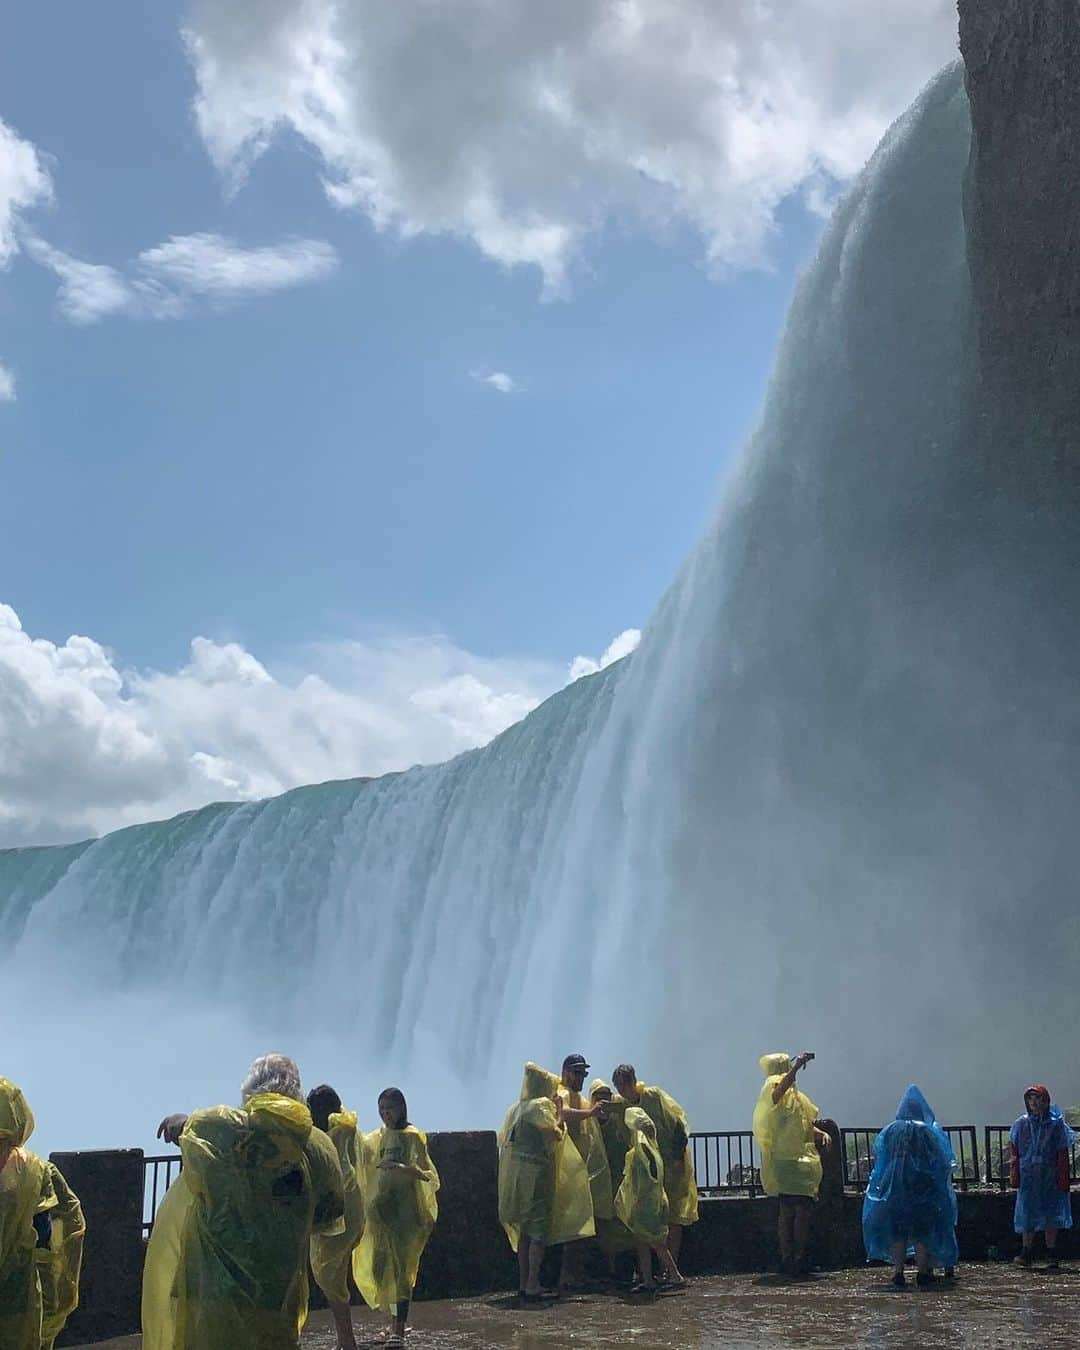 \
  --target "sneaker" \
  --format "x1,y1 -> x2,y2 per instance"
1045,1255 -> 1060,1271
915,1271 -> 937,1287
1013,1251 -> 1034,1269
891,1271 -> 906,1288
